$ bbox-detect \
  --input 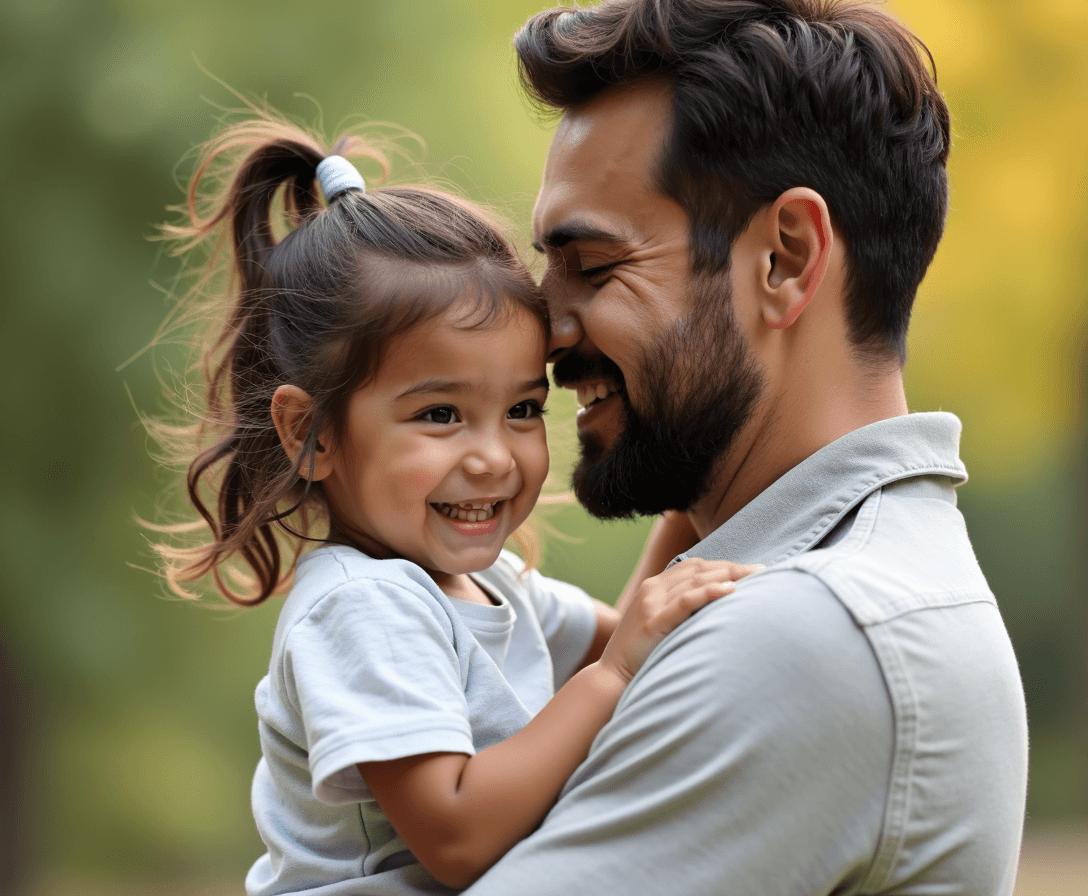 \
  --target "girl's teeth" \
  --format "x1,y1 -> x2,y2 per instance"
435,502 -> 497,522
